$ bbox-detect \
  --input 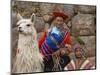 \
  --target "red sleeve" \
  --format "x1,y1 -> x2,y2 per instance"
38,32 -> 47,48
63,32 -> 72,48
